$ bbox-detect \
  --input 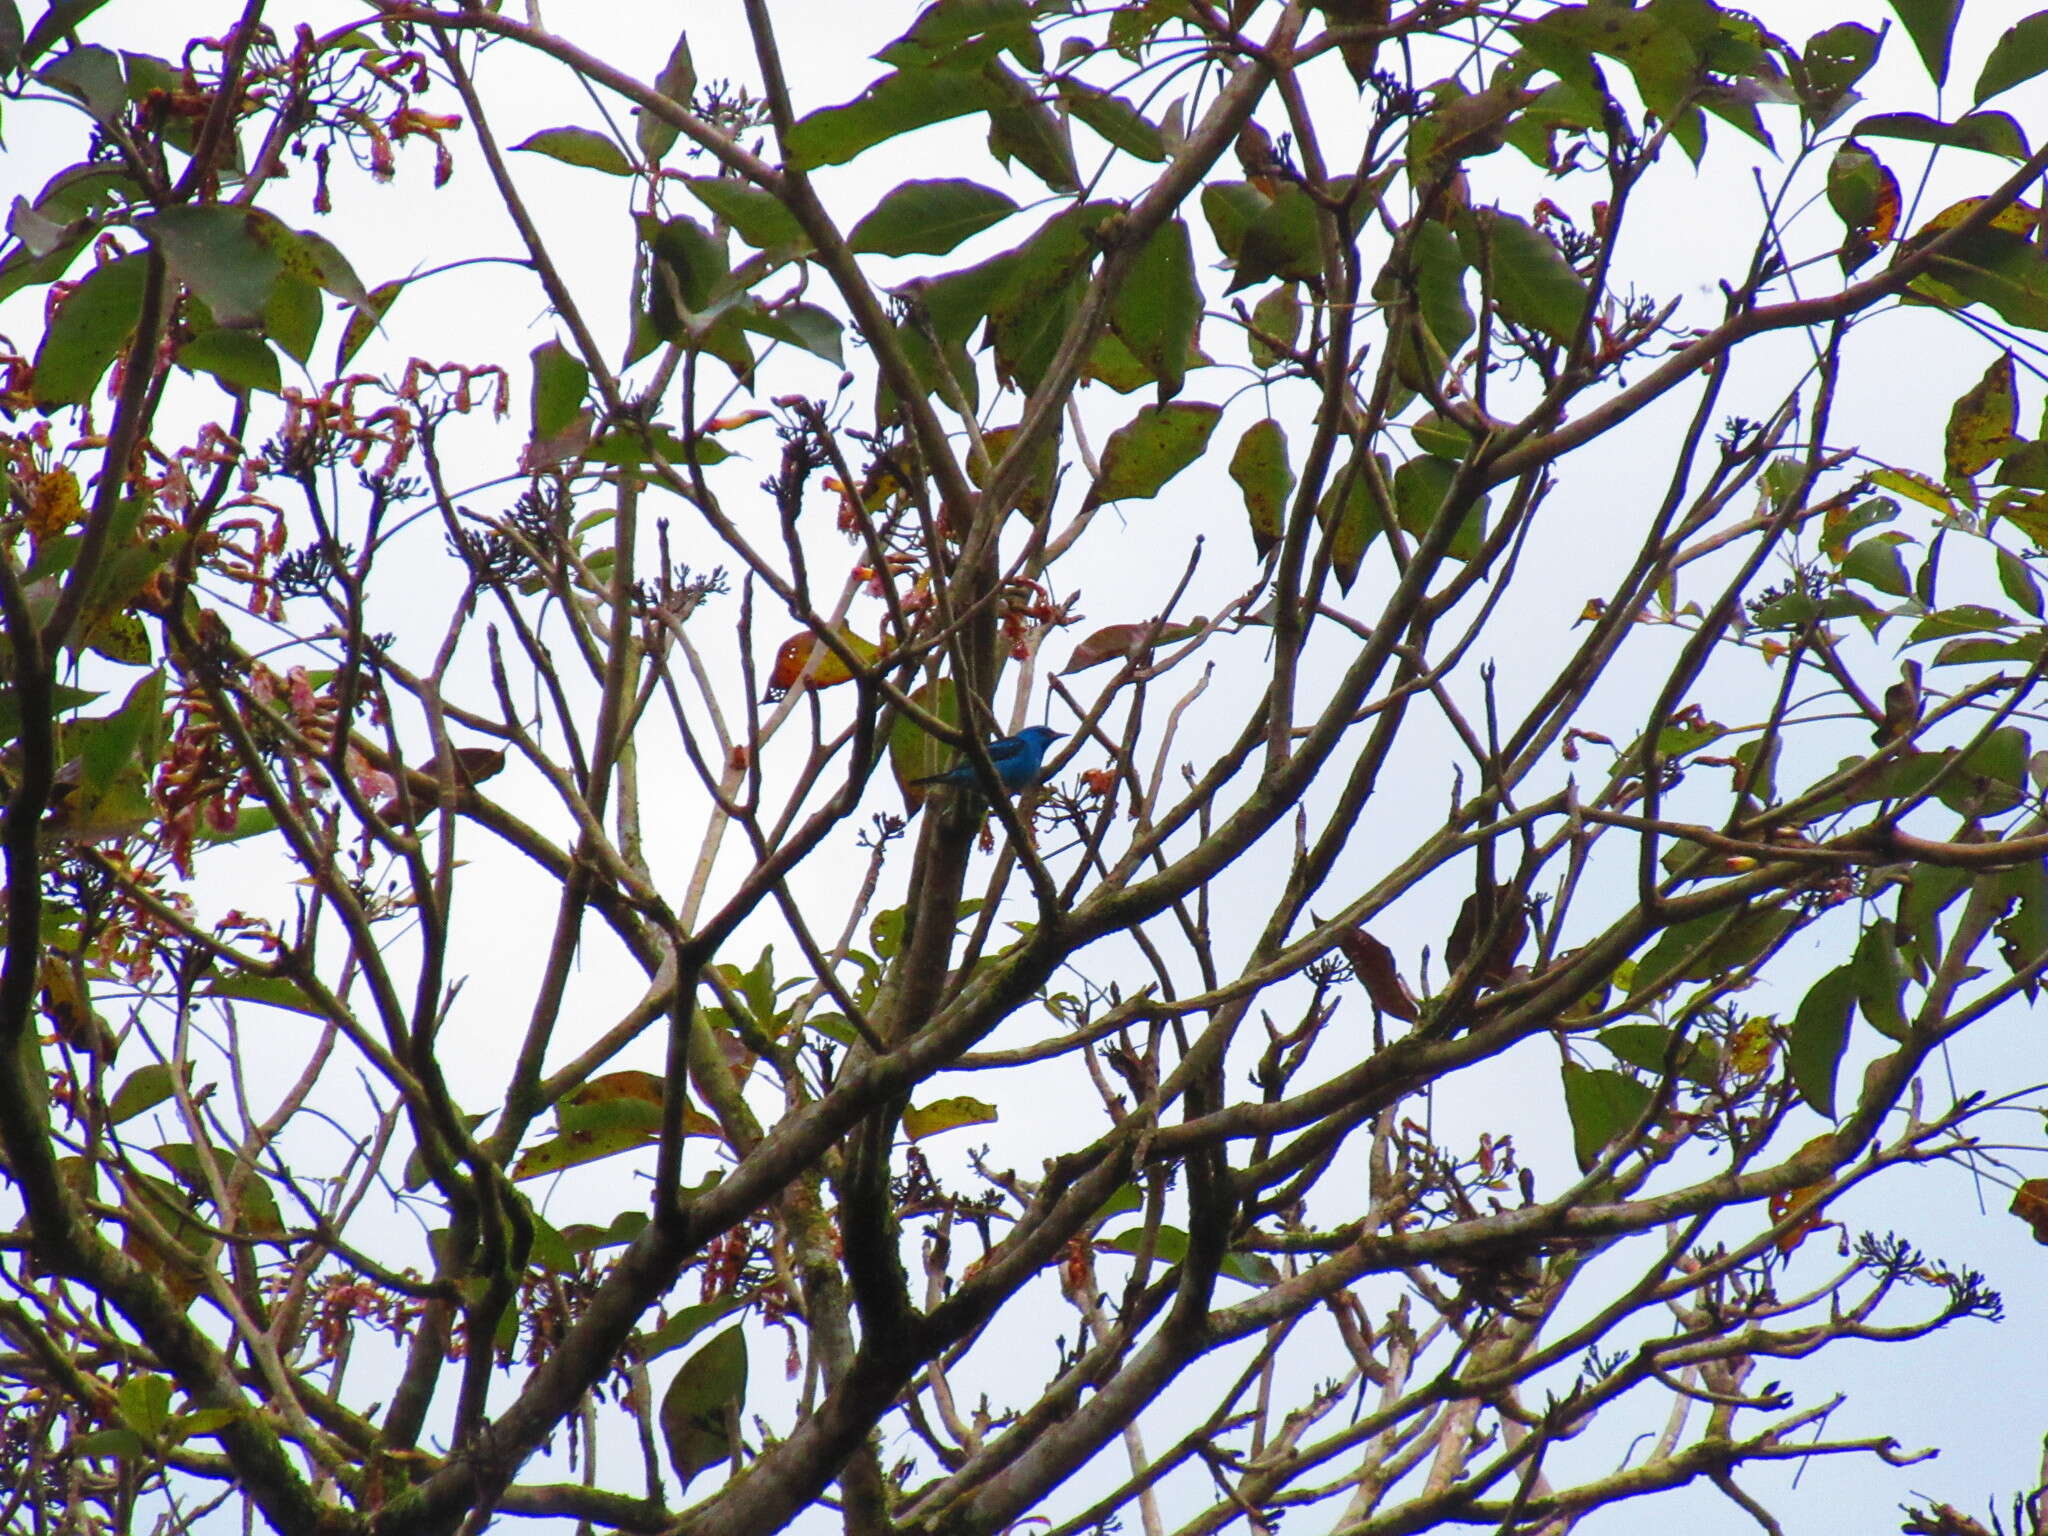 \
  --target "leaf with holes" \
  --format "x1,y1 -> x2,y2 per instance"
1946,351 -> 2018,478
